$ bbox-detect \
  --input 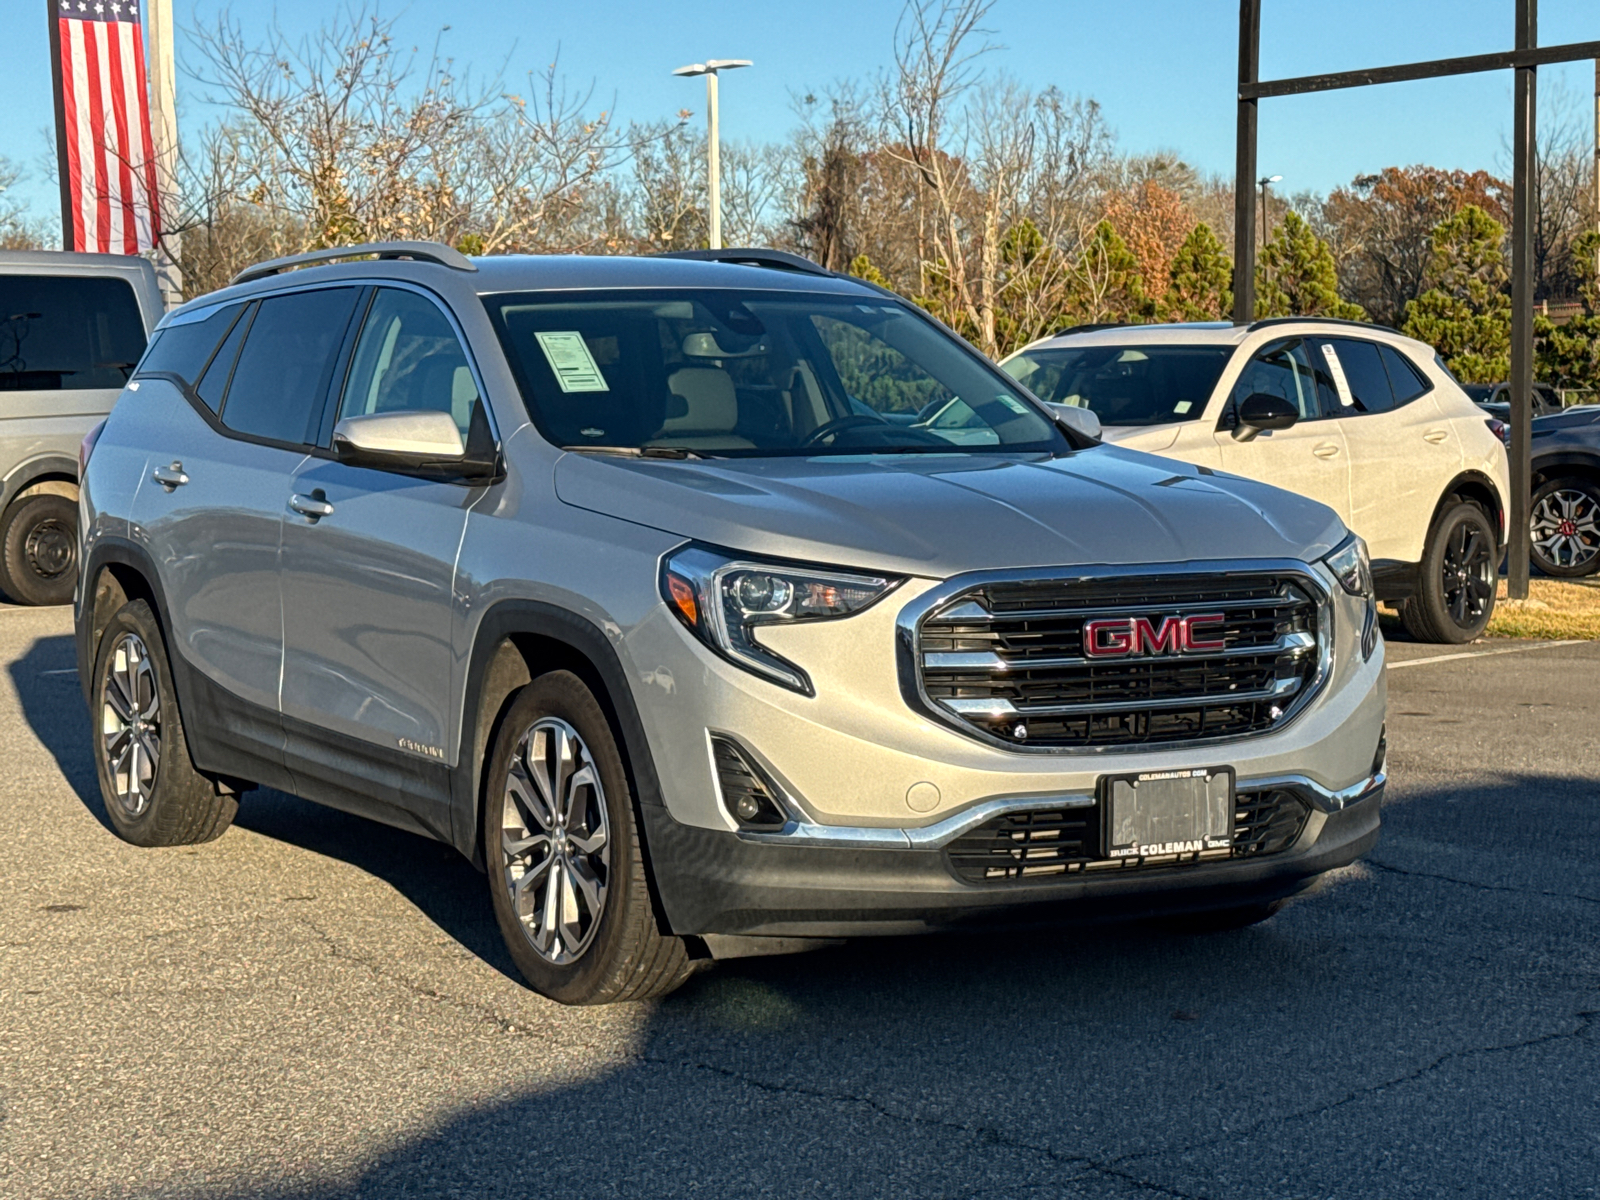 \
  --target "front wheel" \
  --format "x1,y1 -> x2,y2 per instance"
1401,501 -> 1498,644
483,670 -> 695,1005
1529,477 -> 1600,577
